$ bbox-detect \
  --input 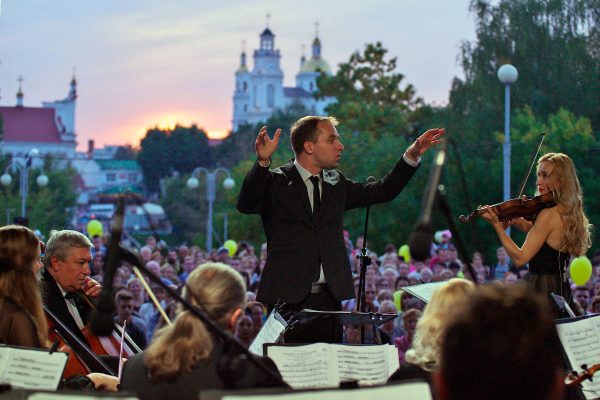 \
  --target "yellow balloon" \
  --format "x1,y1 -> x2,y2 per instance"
398,244 -> 411,263
570,256 -> 592,286
223,239 -> 238,257
86,220 -> 103,238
